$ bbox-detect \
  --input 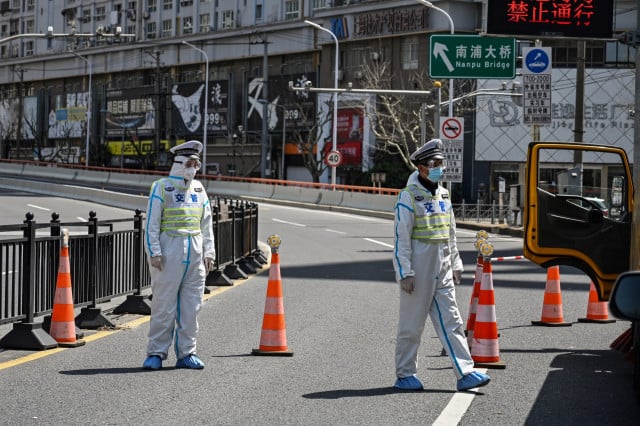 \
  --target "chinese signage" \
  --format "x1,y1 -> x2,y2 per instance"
352,7 -> 428,38
522,47 -> 552,125
474,68 -> 634,162
429,35 -> 516,79
439,117 -> 464,183
486,0 -> 613,38
323,107 -> 364,167
105,87 -> 156,137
